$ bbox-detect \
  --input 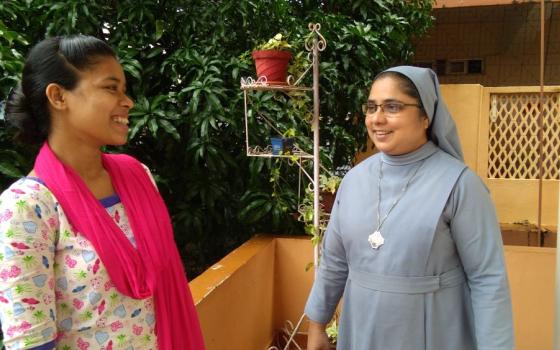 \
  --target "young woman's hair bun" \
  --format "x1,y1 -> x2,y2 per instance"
5,84 -> 45,144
